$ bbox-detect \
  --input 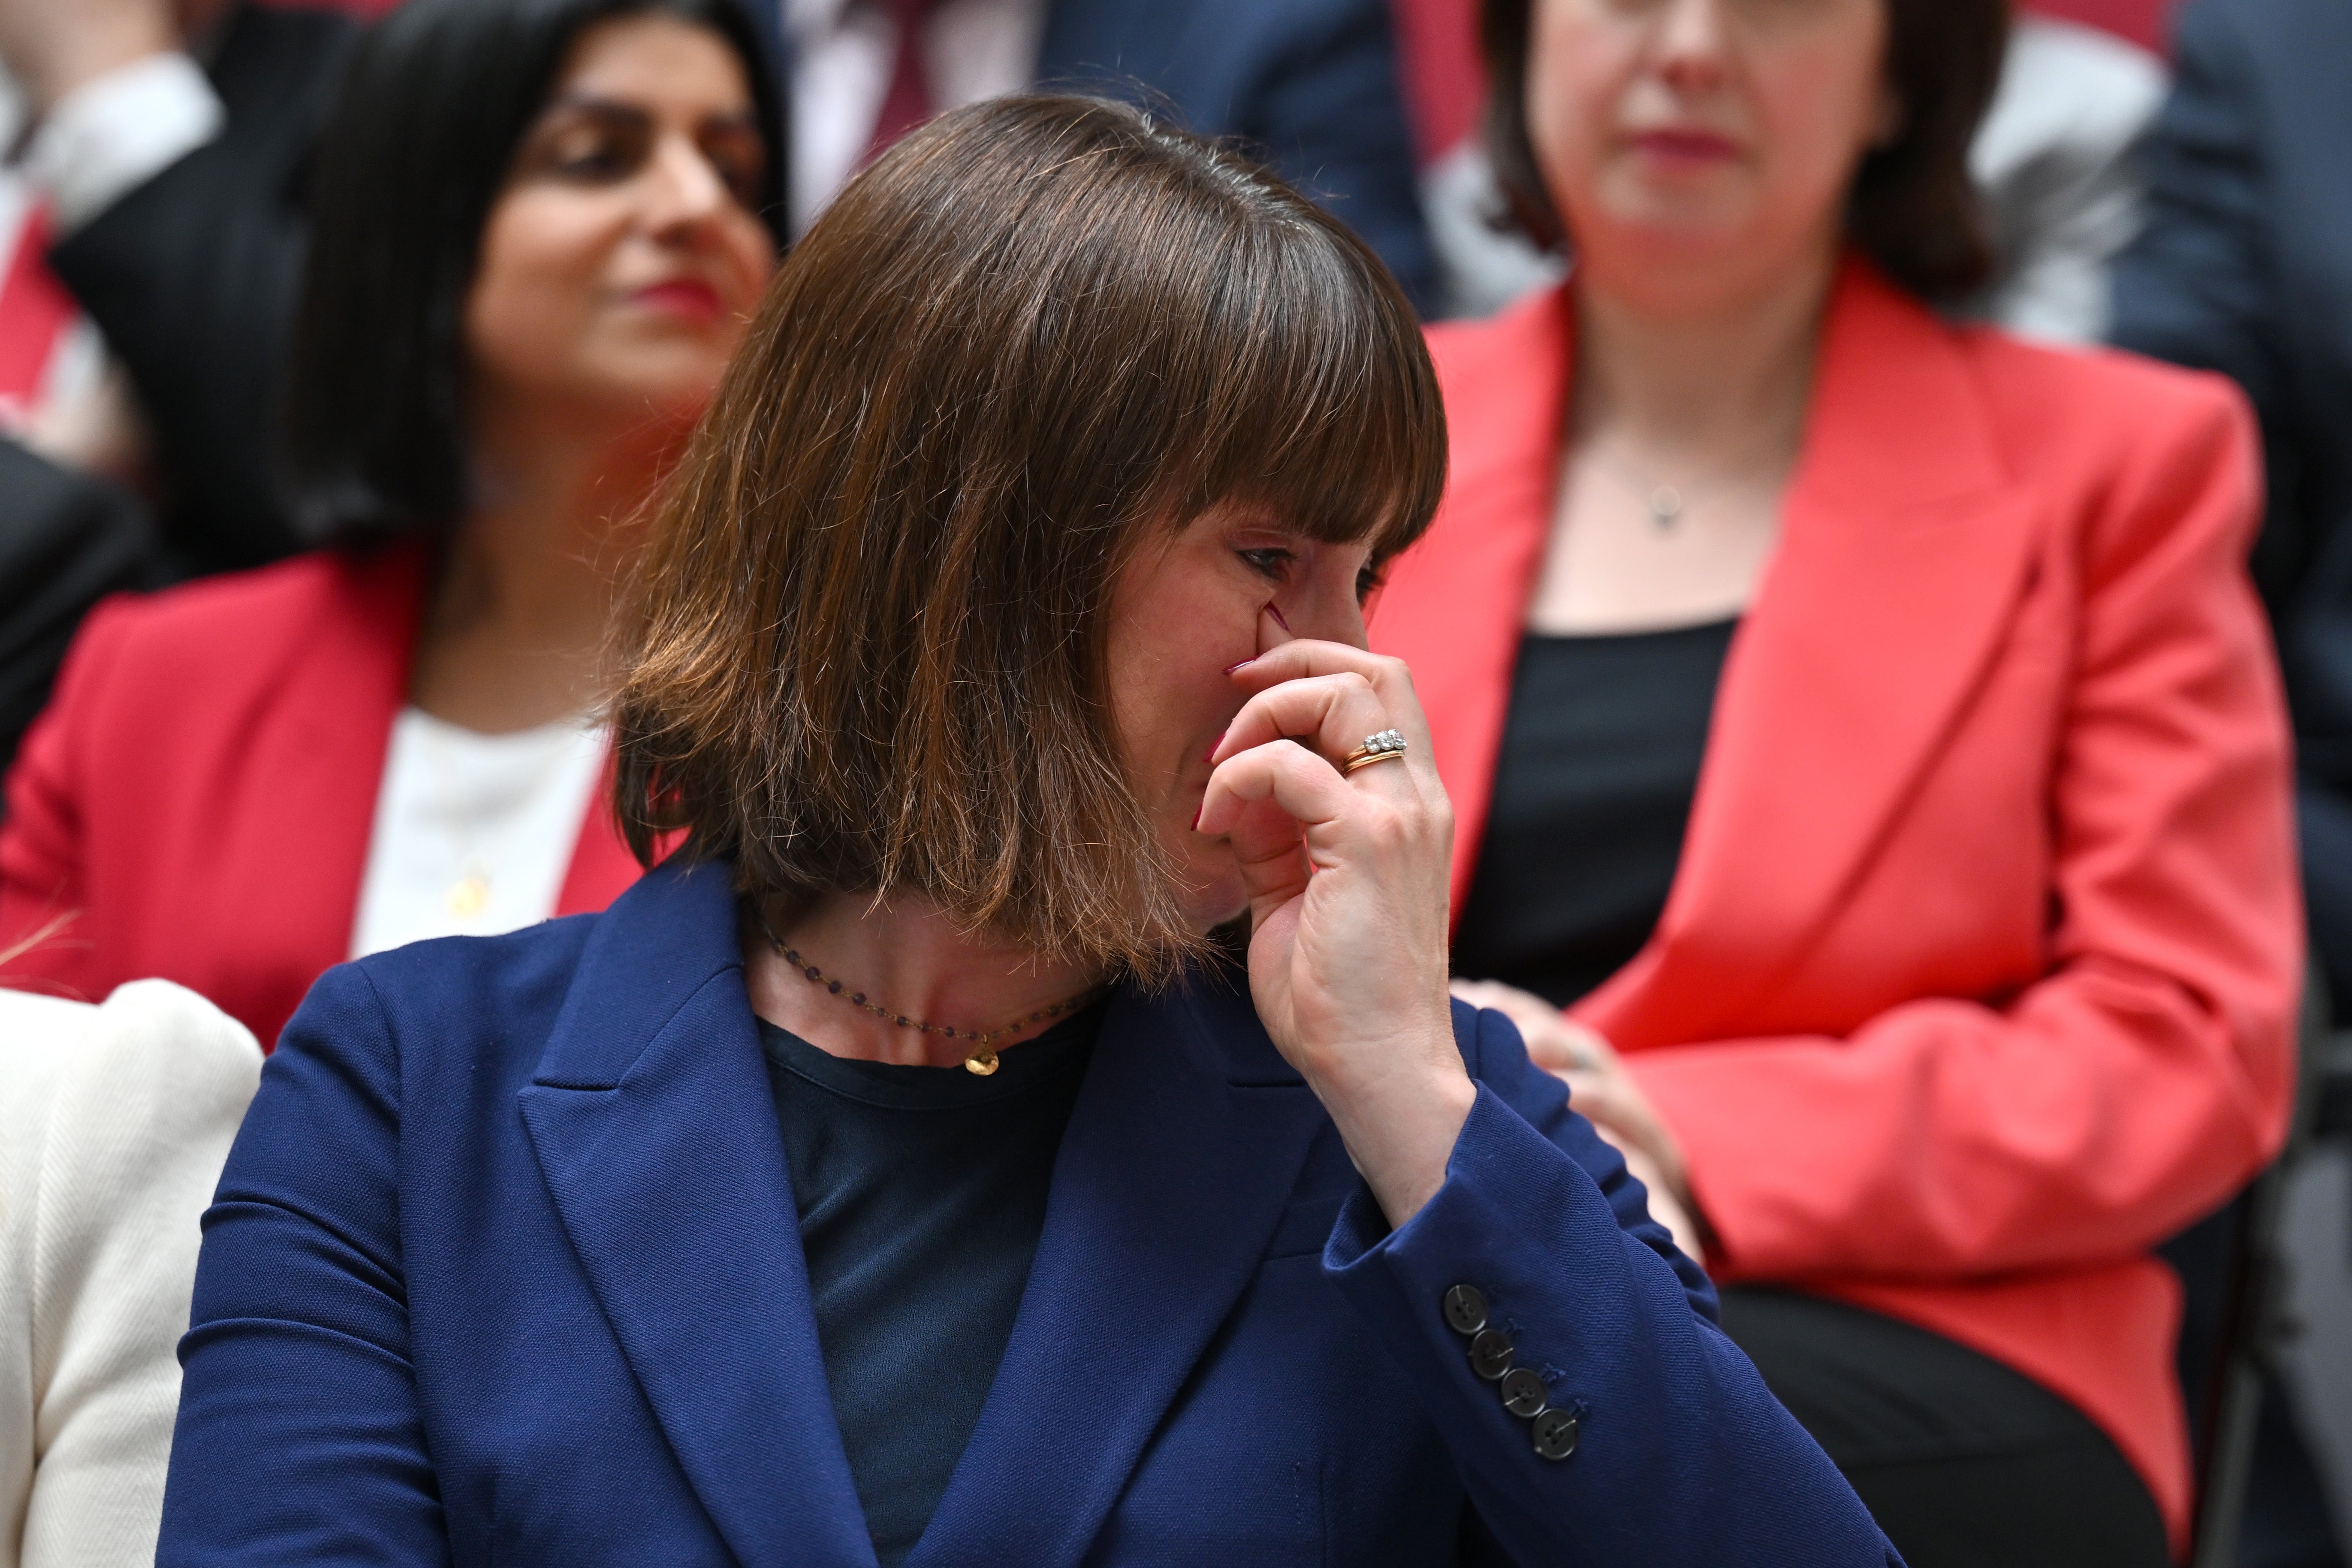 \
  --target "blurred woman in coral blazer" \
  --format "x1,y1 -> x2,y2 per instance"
0,0 -> 782,1046
1371,0 -> 2298,1563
